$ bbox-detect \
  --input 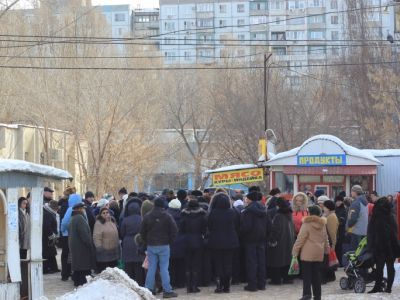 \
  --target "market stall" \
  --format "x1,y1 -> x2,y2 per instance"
0,159 -> 72,300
